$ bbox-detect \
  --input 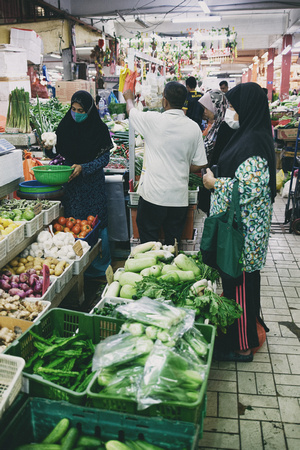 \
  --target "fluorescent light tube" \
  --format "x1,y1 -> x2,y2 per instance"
199,1 -> 211,14
76,47 -> 94,51
135,18 -> 149,28
172,16 -> 221,23
49,53 -> 61,58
